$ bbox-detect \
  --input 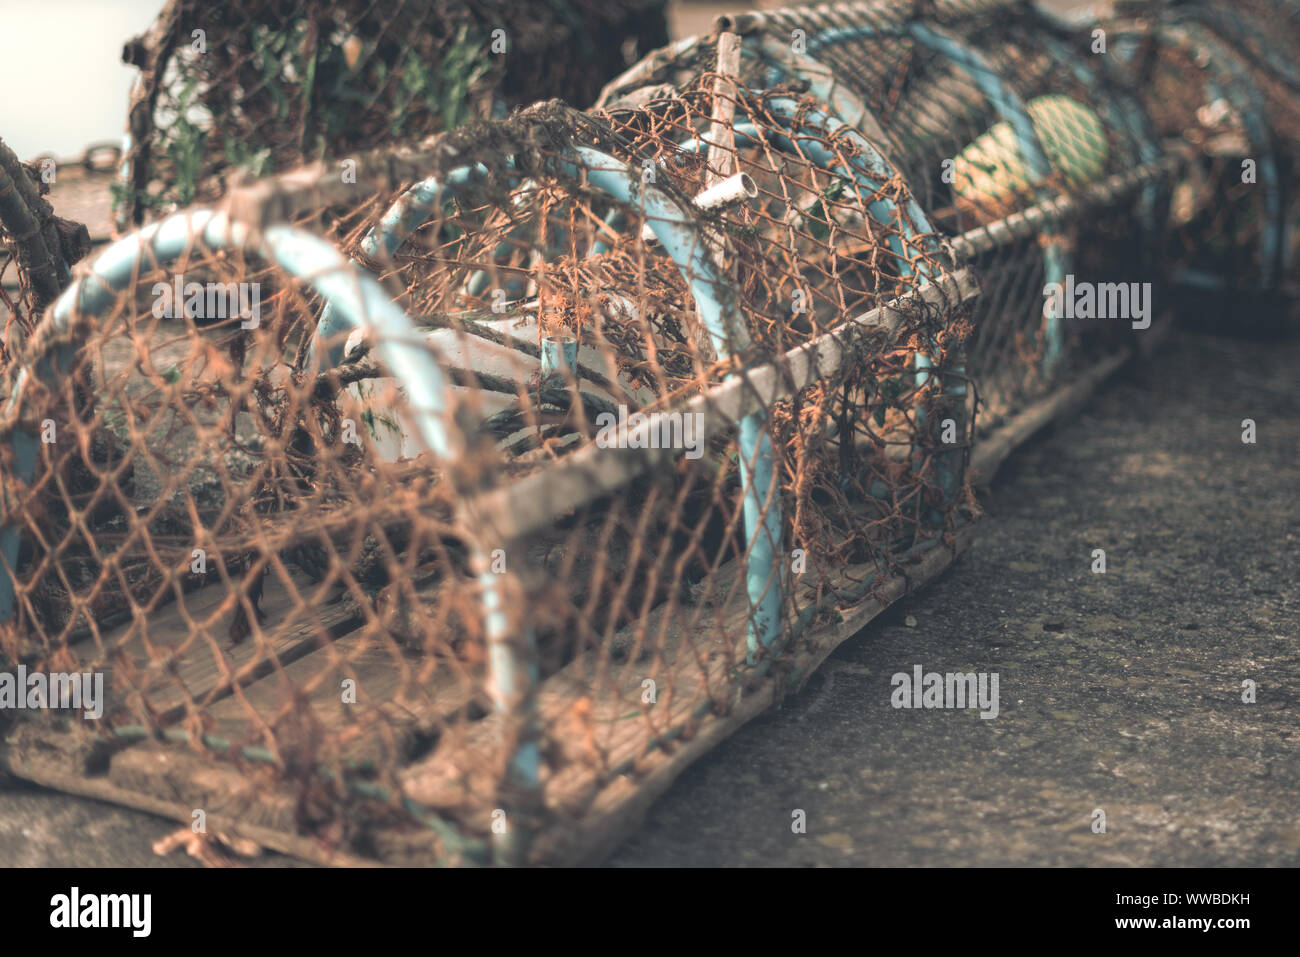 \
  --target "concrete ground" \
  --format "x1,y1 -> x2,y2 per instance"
2,328 -> 1295,867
